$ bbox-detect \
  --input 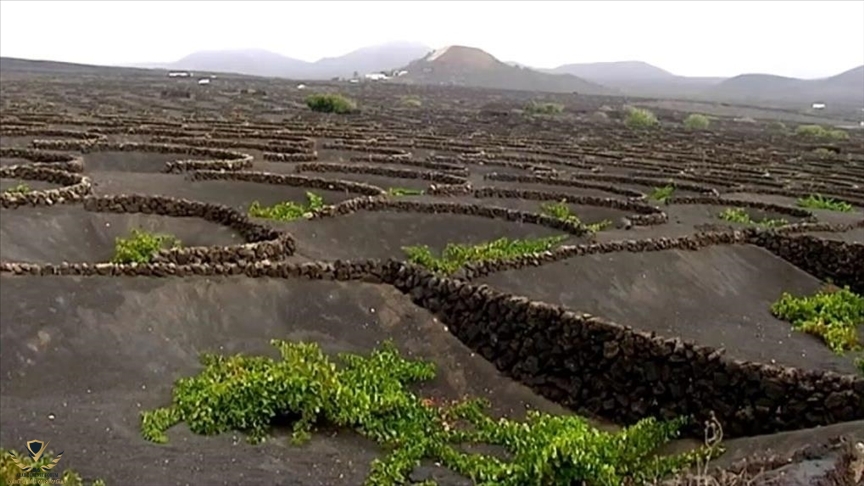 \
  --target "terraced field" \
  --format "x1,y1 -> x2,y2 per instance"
1,69 -> 863,486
